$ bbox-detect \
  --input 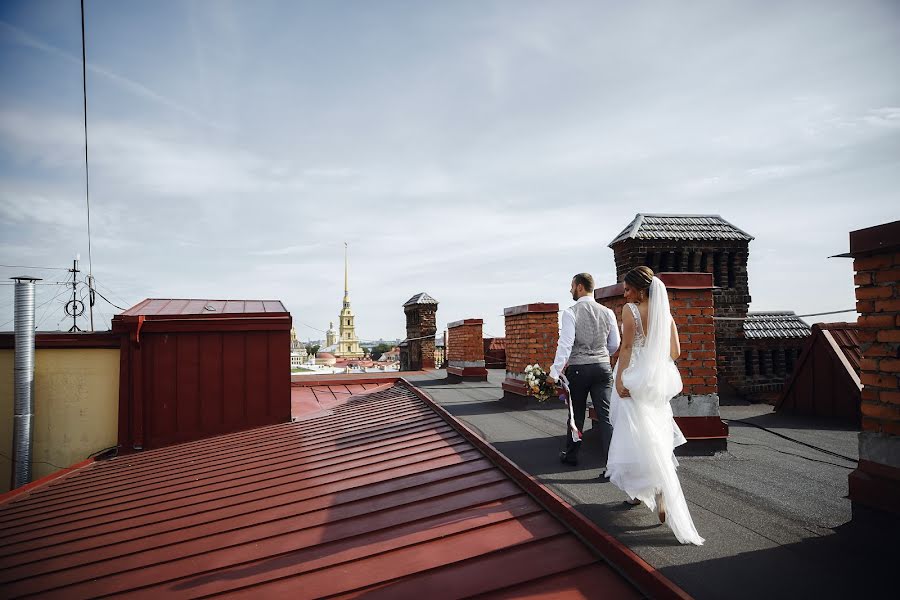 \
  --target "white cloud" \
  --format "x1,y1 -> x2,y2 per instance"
1,1 -> 897,337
